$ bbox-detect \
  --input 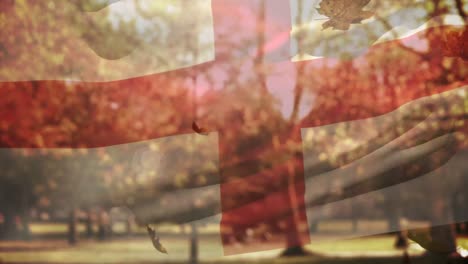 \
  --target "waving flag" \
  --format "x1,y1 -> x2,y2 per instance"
0,0 -> 214,81
0,0 -> 467,258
